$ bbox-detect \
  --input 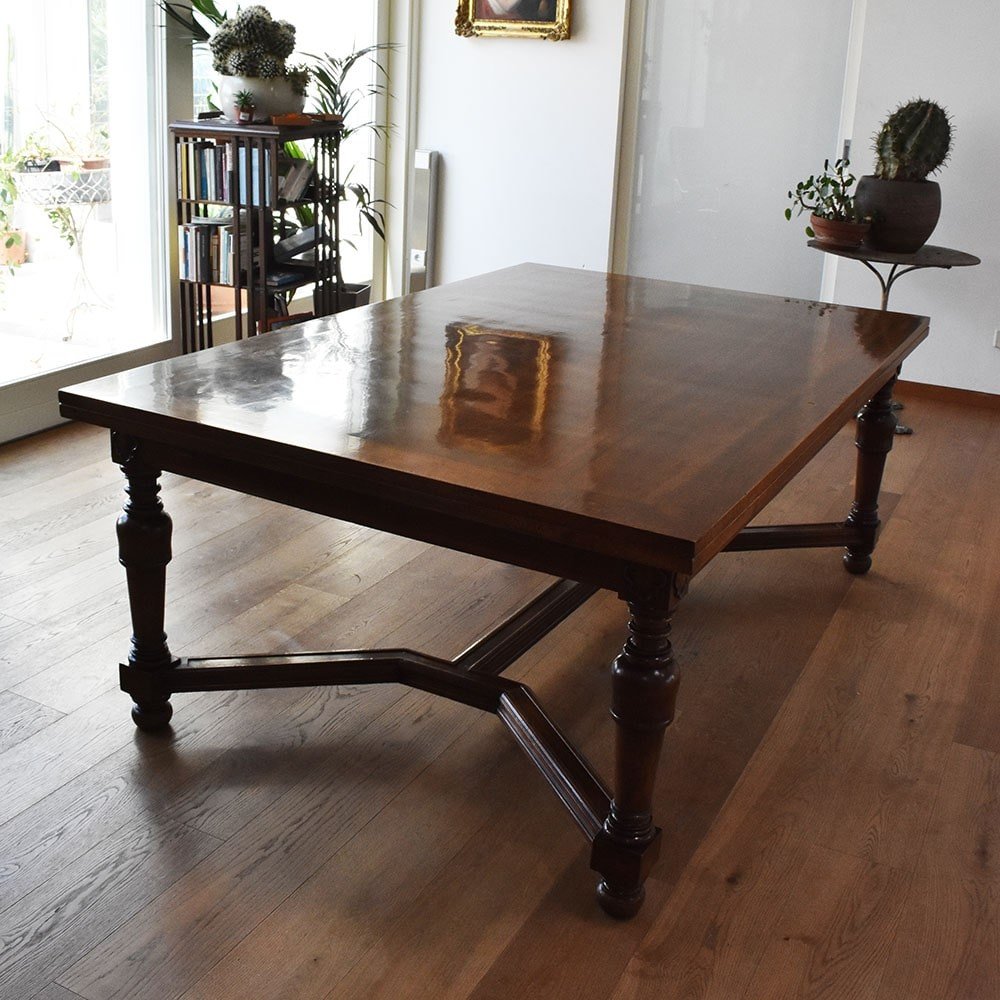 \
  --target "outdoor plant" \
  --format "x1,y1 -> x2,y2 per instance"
0,149 -> 23,264
785,158 -> 865,237
873,98 -> 952,181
